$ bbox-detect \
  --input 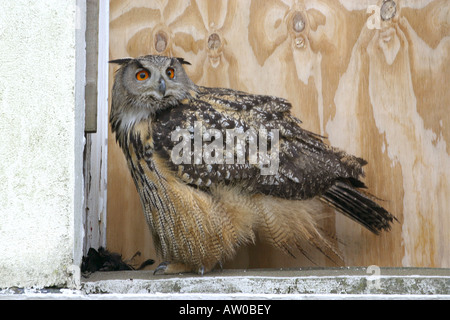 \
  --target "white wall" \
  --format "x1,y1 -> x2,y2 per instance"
0,0 -> 85,288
